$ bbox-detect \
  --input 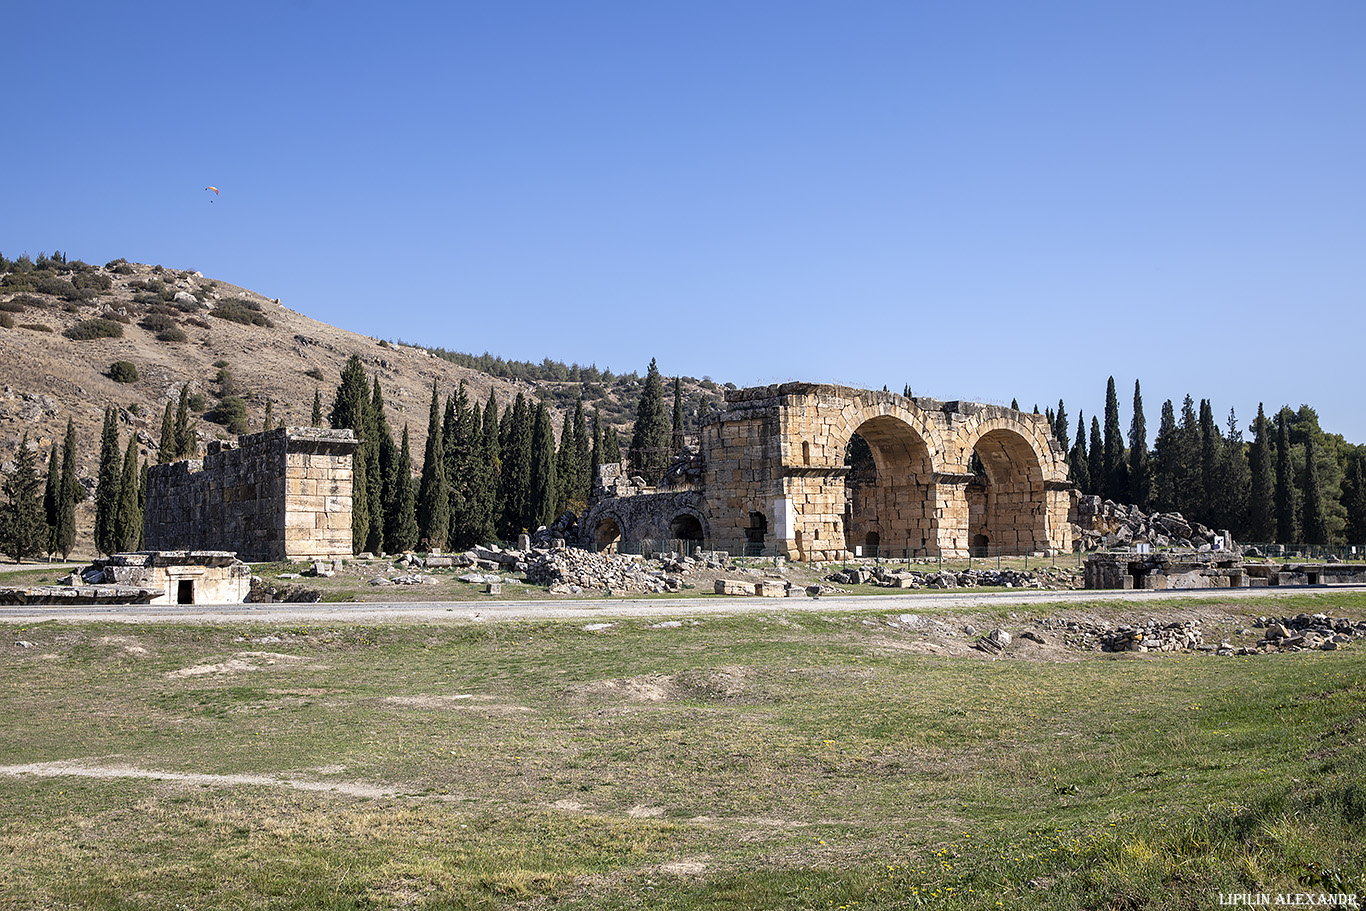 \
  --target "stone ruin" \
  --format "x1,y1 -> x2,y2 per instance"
145,426 -> 358,563
0,551 -> 252,605
580,383 -> 1073,562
